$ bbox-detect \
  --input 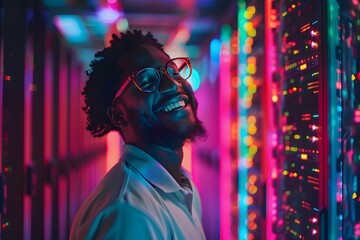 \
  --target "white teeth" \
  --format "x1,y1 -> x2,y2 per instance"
164,100 -> 185,112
